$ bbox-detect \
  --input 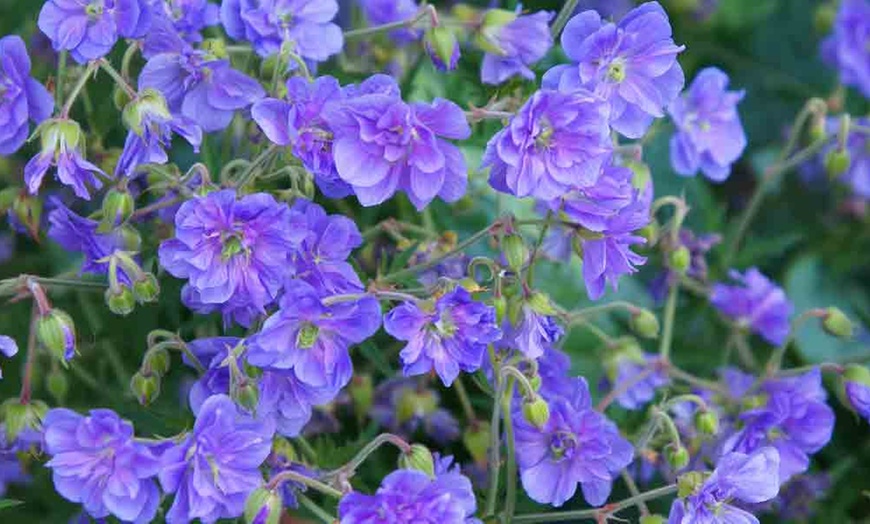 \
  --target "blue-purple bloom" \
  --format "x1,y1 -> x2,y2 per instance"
501,304 -> 564,360
220,0 -> 344,61
0,36 -> 53,156
513,377 -> 633,507
544,2 -> 685,138
0,426 -> 39,496
371,377 -> 461,445
253,76 -> 352,198
25,119 -> 105,200
246,280 -> 382,390
159,394 -> 275,523
139,46 -> 265,132
720,369 -> 835,482
0,335 -> 18,379
710,268 -> 793,346
483,89 -> 612,200
158,189 -> 298,327
669,67 -> 746,182
480,9 -> 554,85
338,467 -> 480,523
324,75 -> 471,209
38,0 -> 151,64
844,368 -> 870,422
602,352 -> 669,410
668,447 -> 780,524
43,408 -> 161,523
148,0 -> 220,44
384,287 -> 501,386
821,0 -> 870,98
359,0 -> 419,44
